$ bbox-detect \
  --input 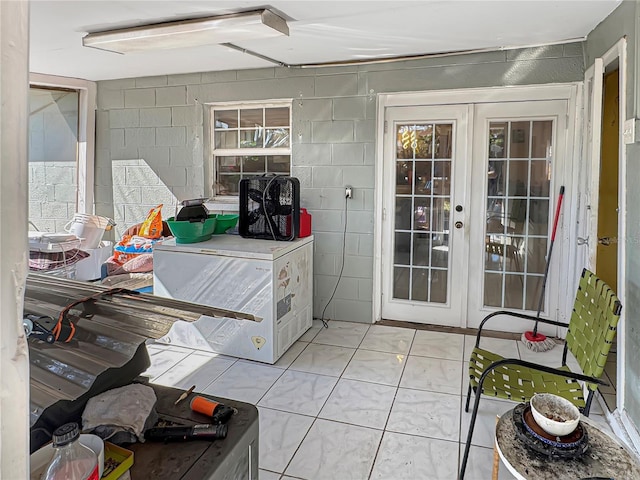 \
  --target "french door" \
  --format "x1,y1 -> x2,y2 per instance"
381,99 -> 569,332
